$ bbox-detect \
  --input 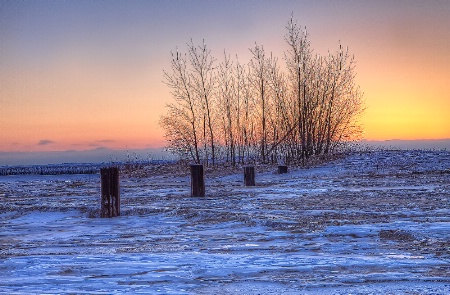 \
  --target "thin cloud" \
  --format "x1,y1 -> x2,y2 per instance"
97,140 -> 115,143
70,140 -> 115,148
38,140 -> 55,146
87,140 -> 116,147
